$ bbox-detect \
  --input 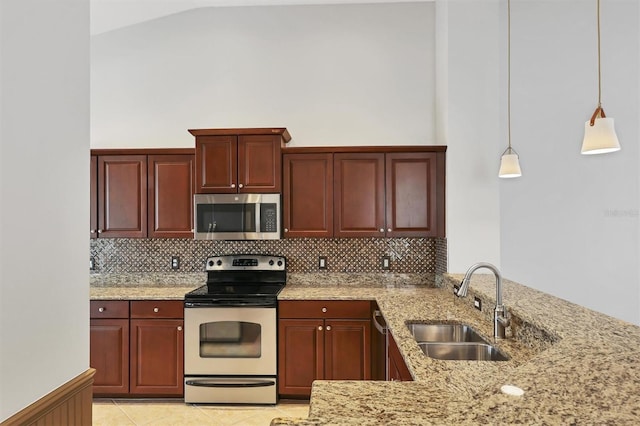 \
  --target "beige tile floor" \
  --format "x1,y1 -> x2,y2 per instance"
93,399 -> 309,426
